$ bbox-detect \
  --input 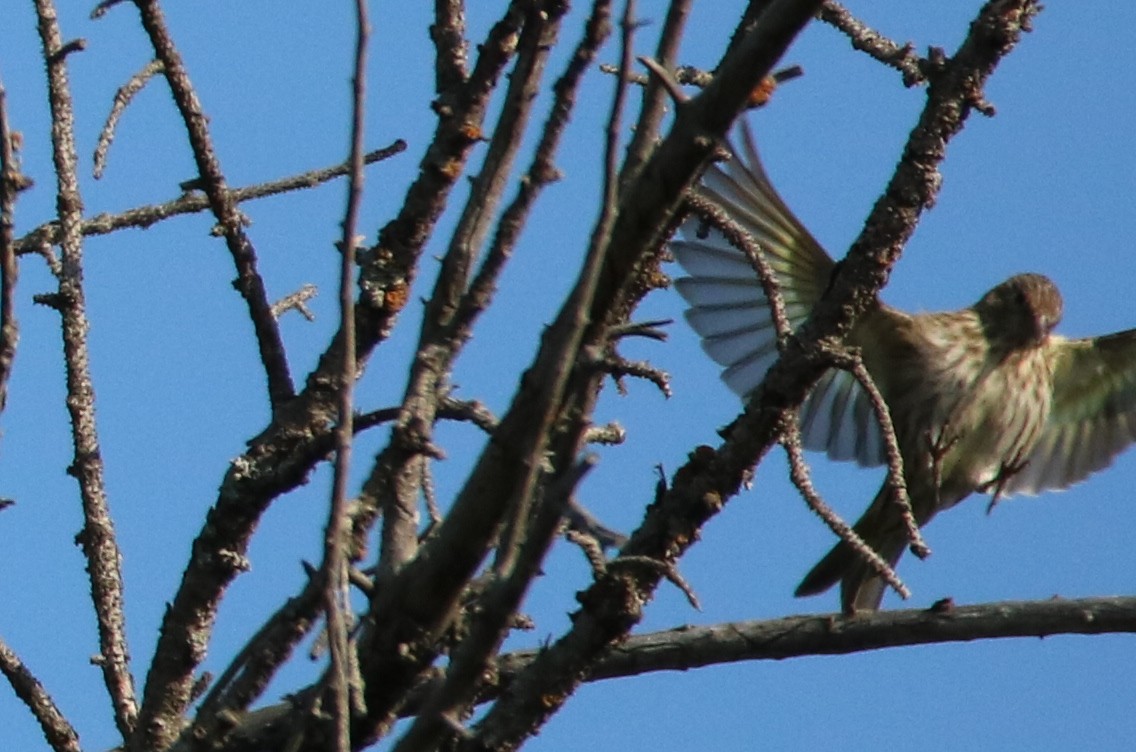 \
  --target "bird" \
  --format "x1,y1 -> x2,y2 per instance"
671,123 -> 1136,612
